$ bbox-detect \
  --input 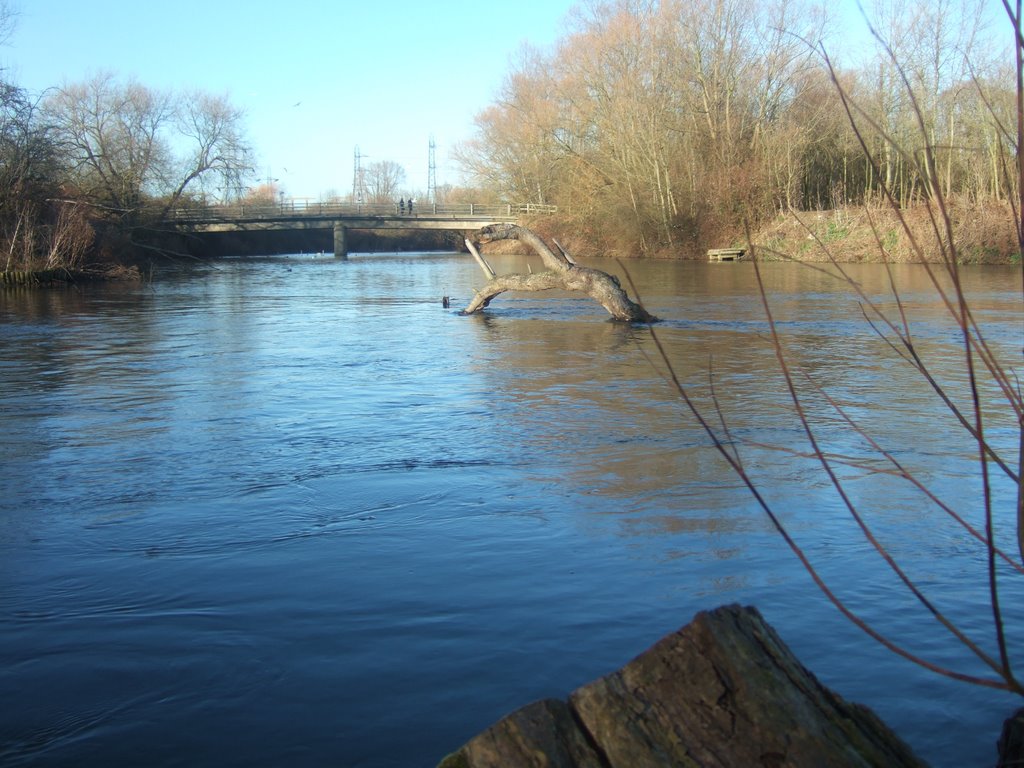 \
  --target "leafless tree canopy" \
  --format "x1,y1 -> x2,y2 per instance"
0,0 -> 16,48
455,0 -> 1010,256
43,73 -> 253,216
363,160 -> 407,204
